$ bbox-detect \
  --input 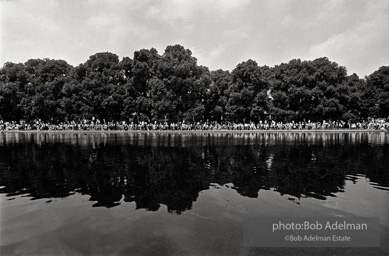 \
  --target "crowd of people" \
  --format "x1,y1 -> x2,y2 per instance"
1,119 -> 388,131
